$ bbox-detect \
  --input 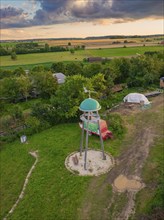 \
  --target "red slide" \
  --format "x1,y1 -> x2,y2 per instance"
100,120 -> 113,140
